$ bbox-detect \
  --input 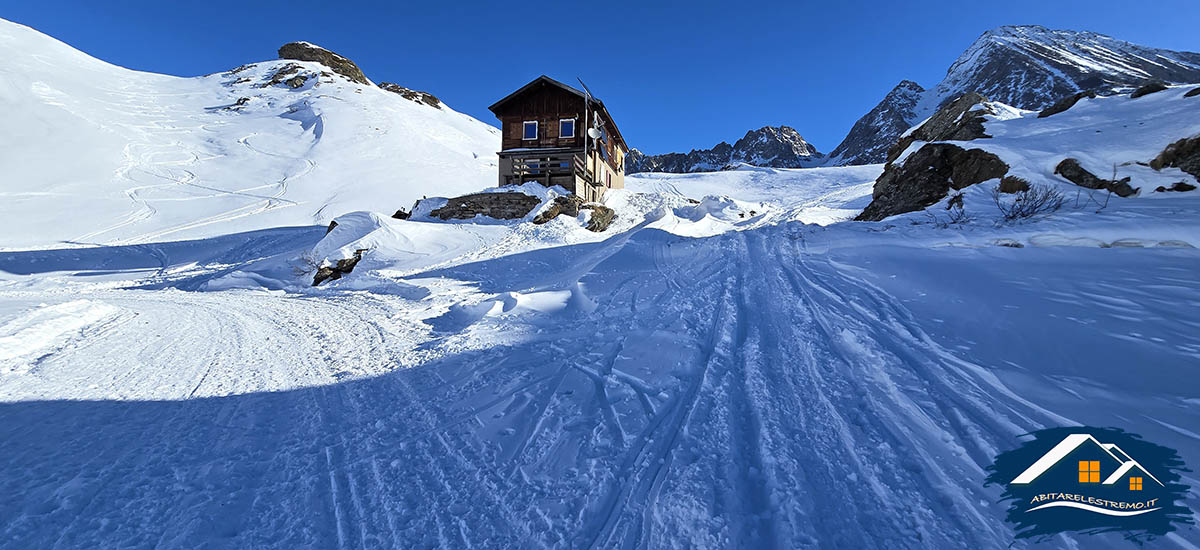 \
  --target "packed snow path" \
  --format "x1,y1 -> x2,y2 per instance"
3,223 -> 1196,549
